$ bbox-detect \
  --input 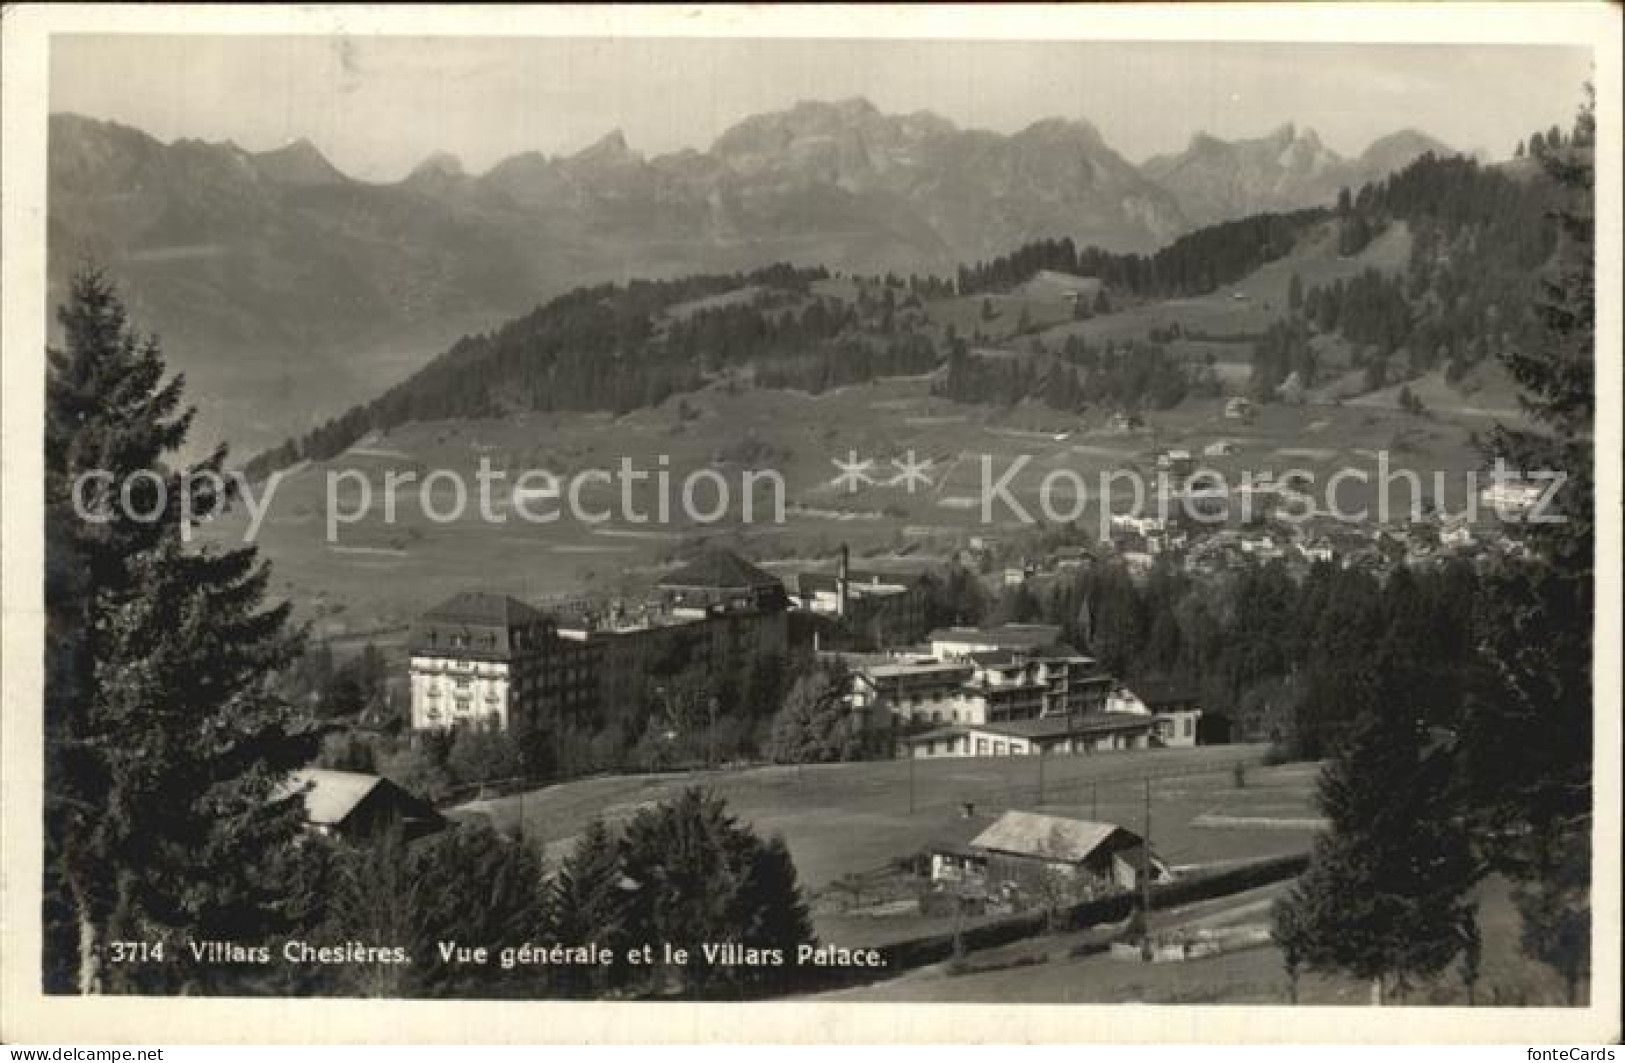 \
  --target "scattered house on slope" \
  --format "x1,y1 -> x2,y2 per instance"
1156,449 -> 1194,475
279,768 -> 444,842
1439,514 -> 1477,549
1224,397 -> 1255,422
931,810 -> 1172,897
1107,679 -> 1203,748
